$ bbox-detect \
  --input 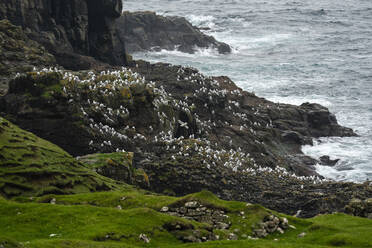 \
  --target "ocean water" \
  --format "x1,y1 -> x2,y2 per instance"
124,0 -> 372,183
